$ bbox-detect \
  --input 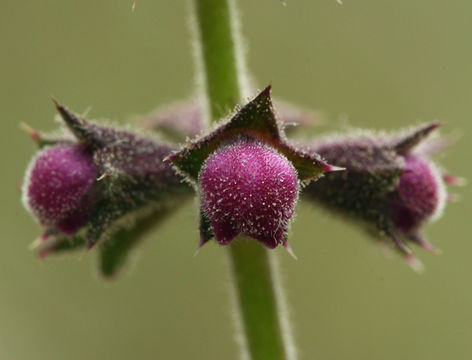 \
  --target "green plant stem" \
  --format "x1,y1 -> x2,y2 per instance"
193,0 -> 244,122
192,1 -> 295,359
229,240 -> 291,360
